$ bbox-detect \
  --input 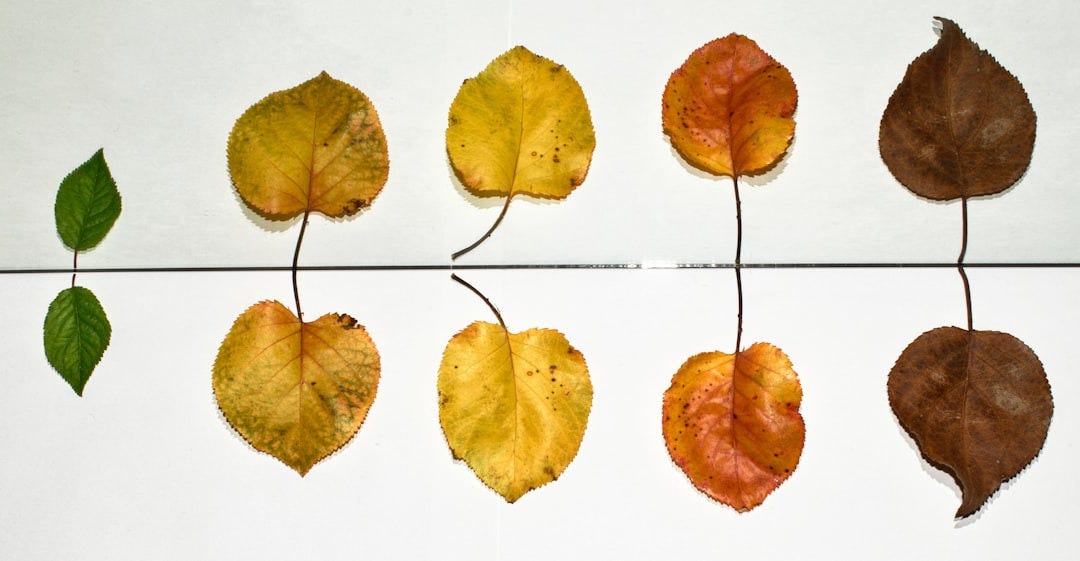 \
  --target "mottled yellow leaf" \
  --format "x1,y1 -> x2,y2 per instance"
213,300 -> 380,475
438,321 -> 592,502
228,72 -> 389,220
